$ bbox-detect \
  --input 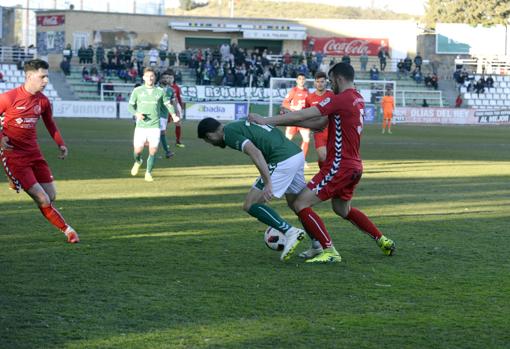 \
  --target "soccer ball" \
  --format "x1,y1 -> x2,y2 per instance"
264,227 -> 286,251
